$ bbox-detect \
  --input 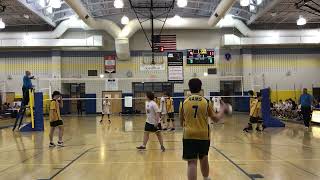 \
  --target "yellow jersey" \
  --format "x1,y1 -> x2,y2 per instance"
50,100 -> 61,121
180,94 -> 213,140
250,98 -> 261,118
166,97 -> 174,113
